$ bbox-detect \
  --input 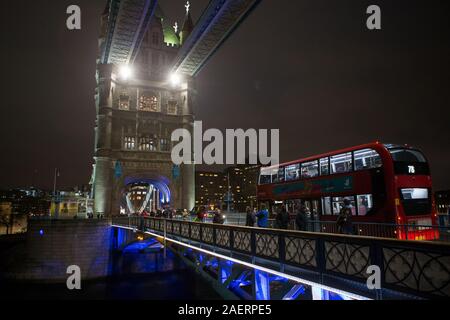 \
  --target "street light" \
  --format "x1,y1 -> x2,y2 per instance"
169,72 -> 181,87
119,65 -> 133,80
